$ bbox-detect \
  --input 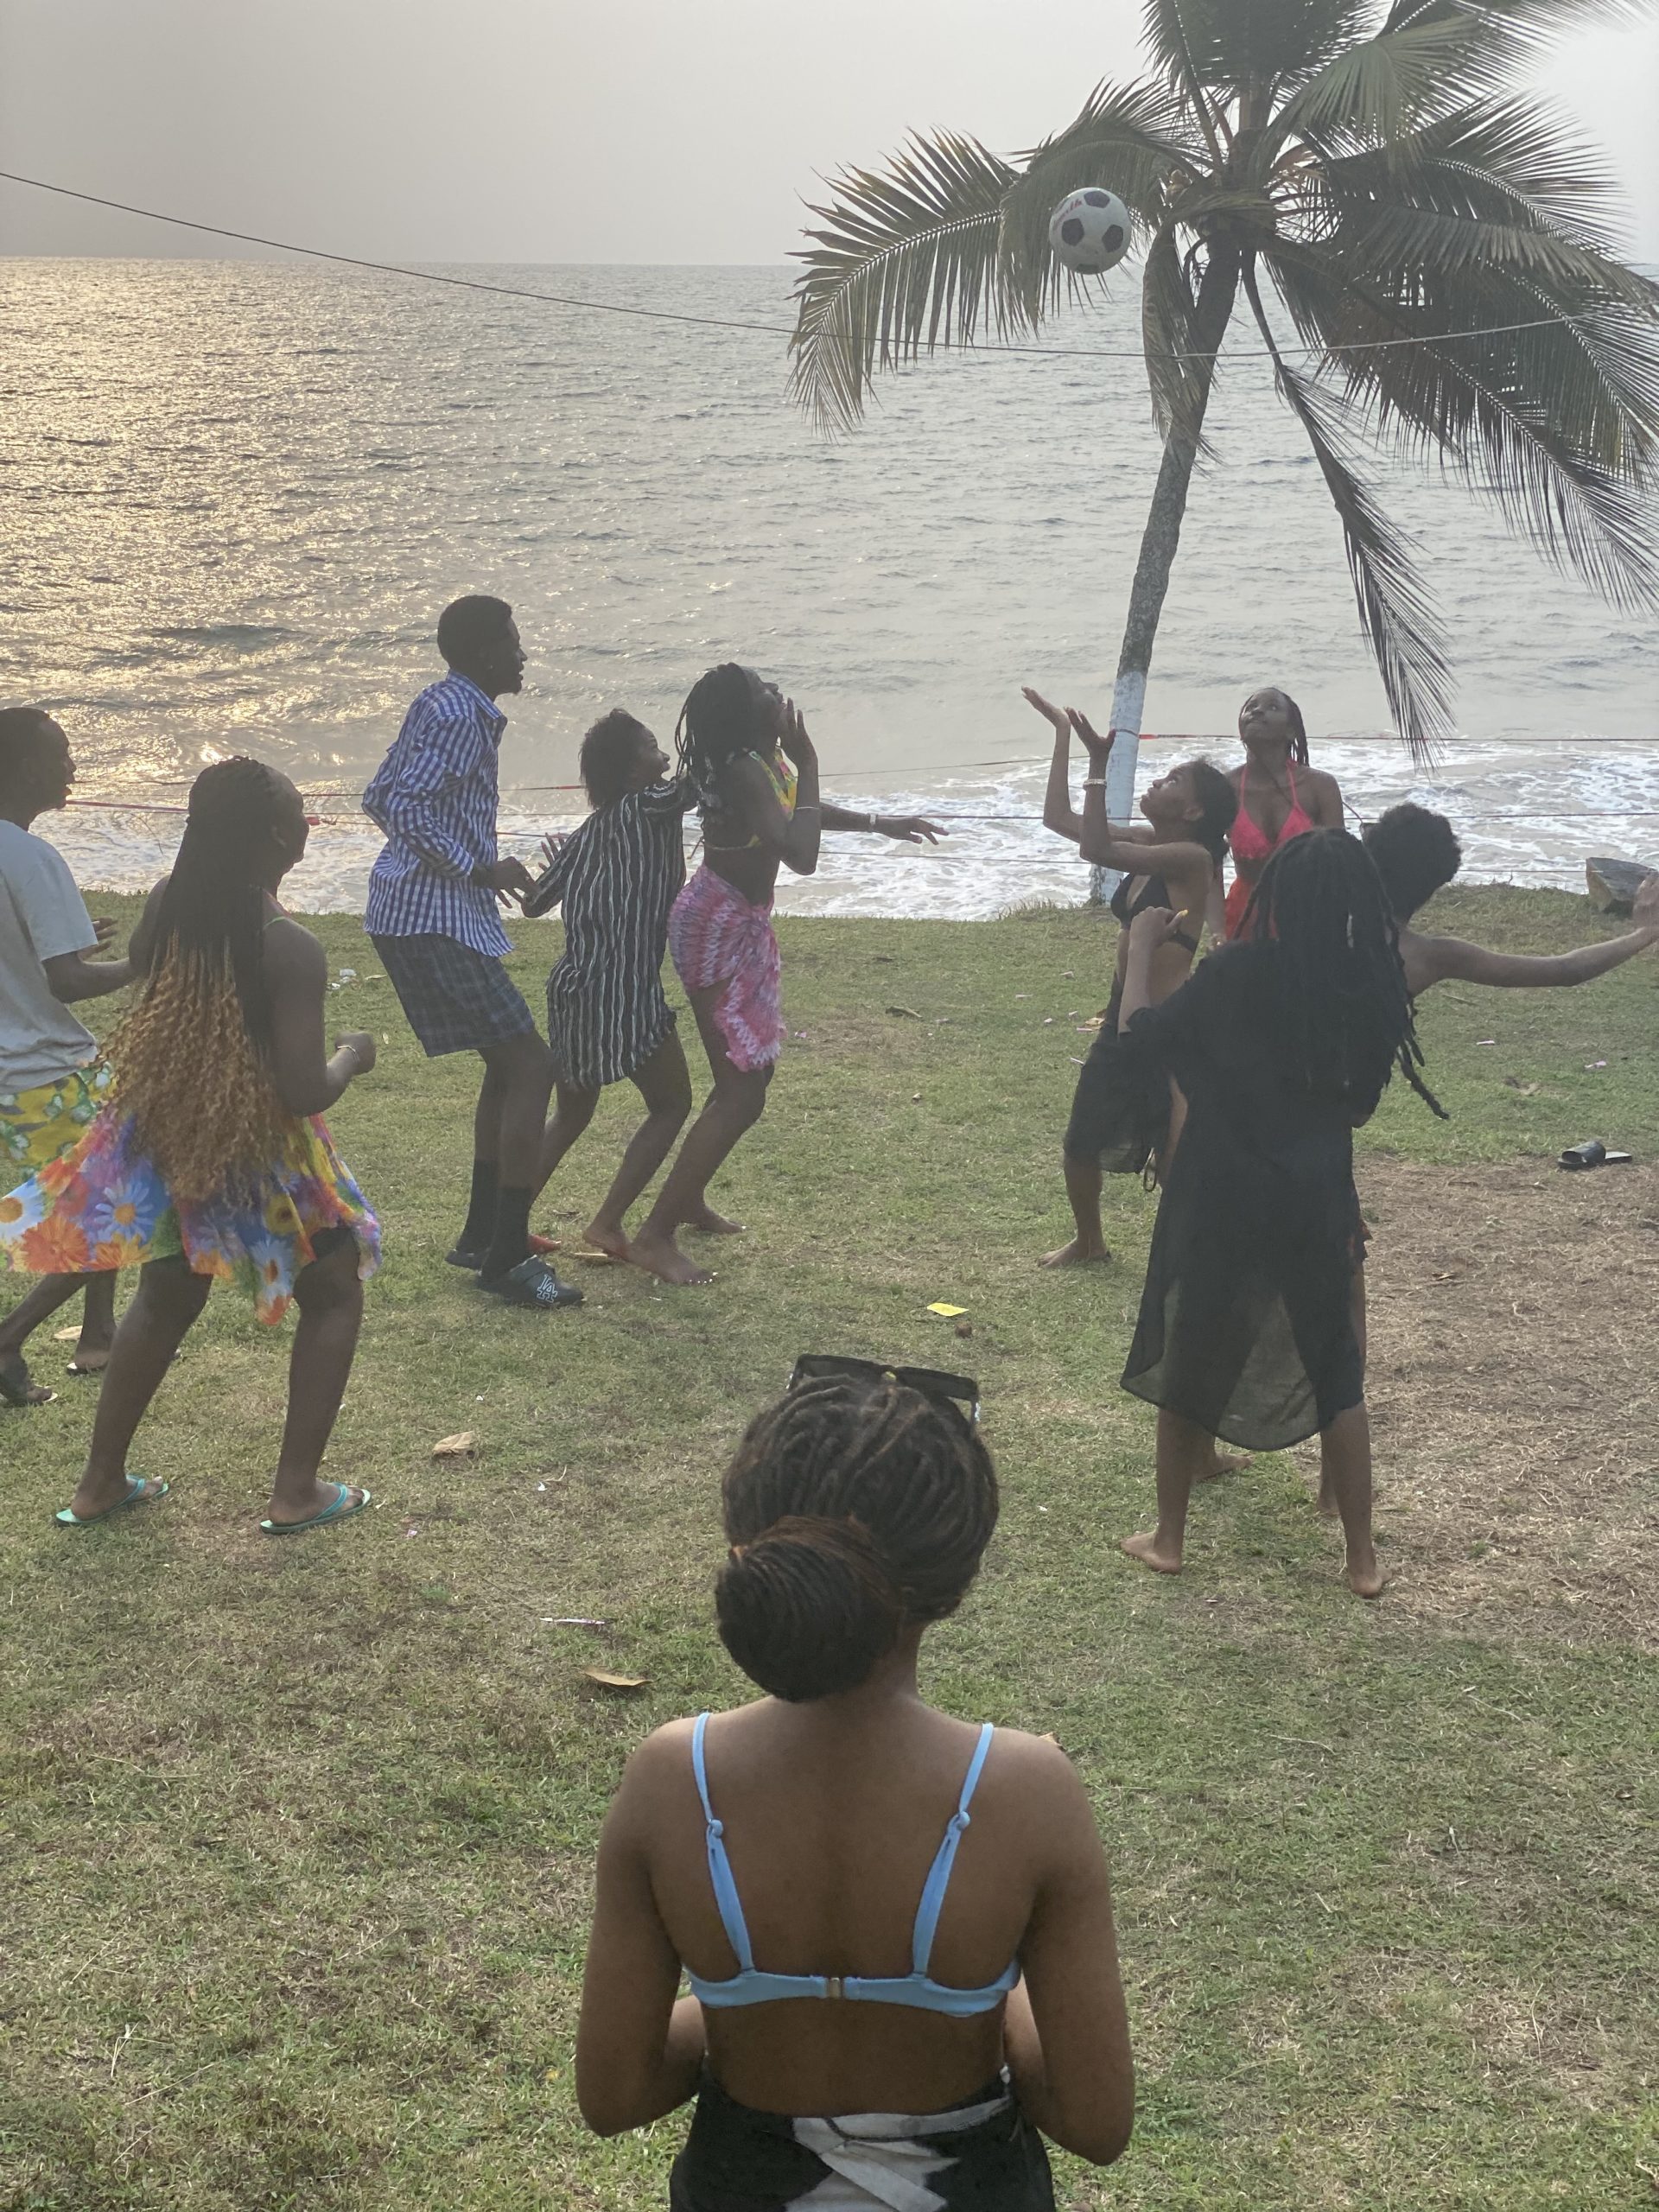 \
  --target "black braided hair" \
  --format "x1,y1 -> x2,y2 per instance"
1241,827 -> 1446,1122
675,662 -> 768,813
144,756 -> 290,1051
1180,759 -> 1237,865
716,1376 -> 999,1701
1281,691 -> 1310,766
